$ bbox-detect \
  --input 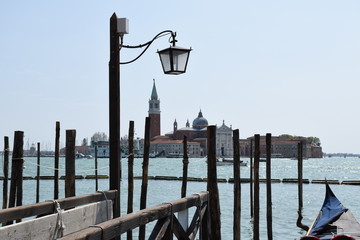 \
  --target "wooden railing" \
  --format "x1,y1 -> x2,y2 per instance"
58,191 -> 209,240
0,190 -> 117,225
